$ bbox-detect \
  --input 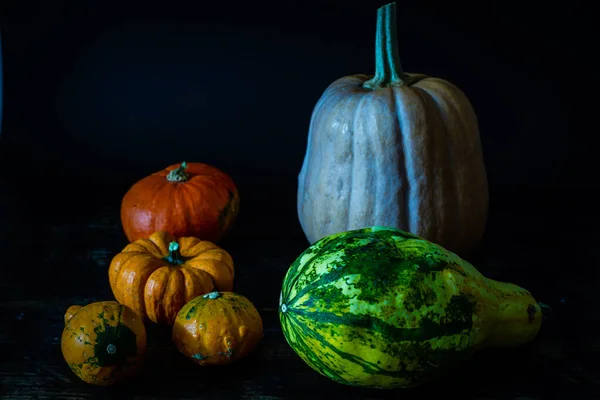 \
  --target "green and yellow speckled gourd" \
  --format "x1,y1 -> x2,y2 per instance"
278,226 -> 543,389
297,2 -> 489,257
61,301 -> 147,386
